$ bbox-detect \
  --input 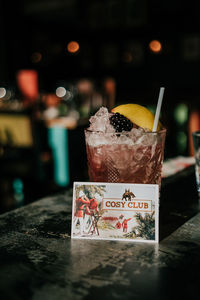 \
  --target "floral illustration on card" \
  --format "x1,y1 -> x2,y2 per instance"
71,182 -> 158,243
